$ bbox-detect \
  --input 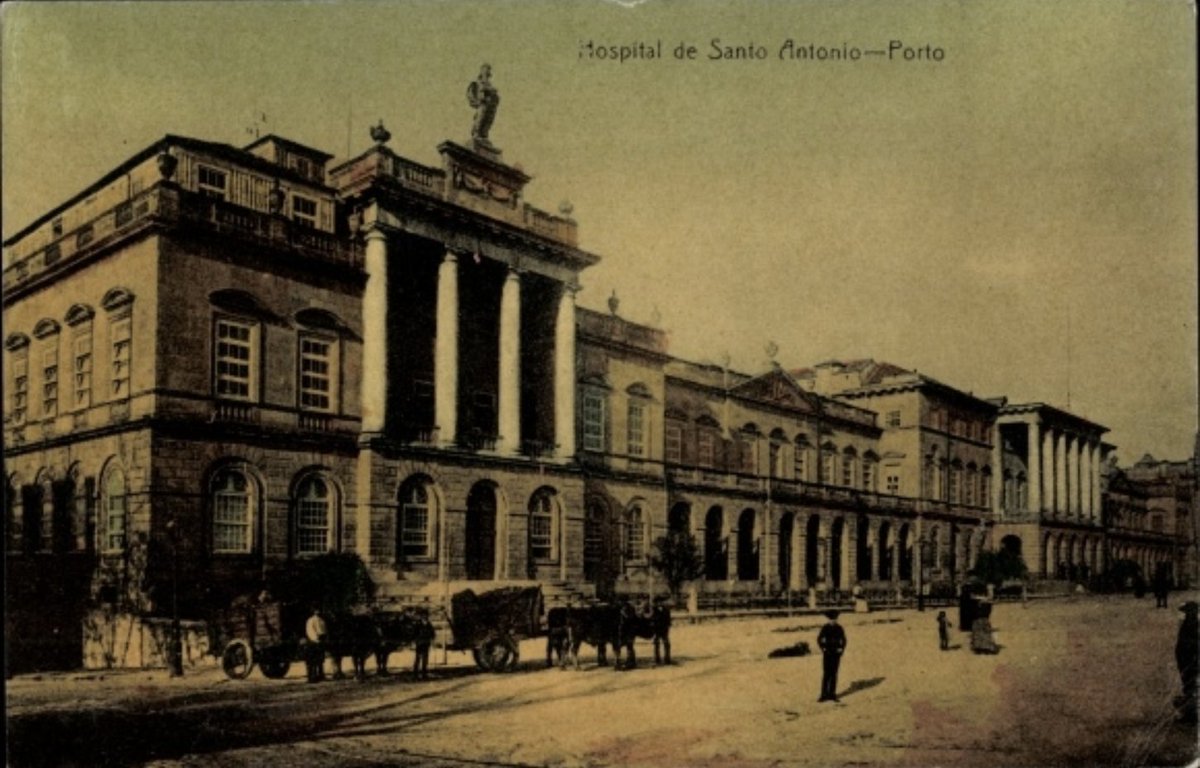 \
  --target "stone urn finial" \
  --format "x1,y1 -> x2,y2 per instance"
608,290 -> 620,316
370,119 -> 391,146
267,182 -> 285,214
156,151 -> 177,180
